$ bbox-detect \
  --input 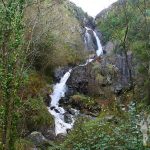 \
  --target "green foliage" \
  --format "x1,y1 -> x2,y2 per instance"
62,106 -> 145,150
33,32 -> 85,80
0,0 -> 27,149
14,139 -> 34,150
